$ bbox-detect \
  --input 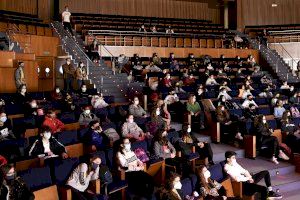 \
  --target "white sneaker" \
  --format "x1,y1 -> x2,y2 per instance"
271,156 -> 279,165
278,150 -> 289,160
235,132 -> 243,140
